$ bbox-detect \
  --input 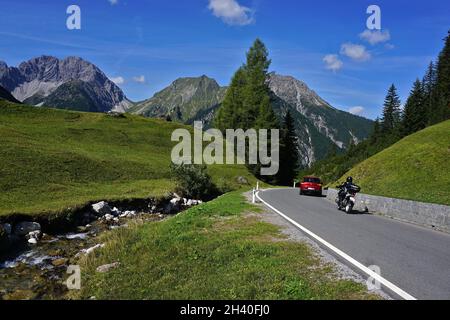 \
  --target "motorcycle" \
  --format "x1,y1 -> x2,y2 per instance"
335,184 -> 361,214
